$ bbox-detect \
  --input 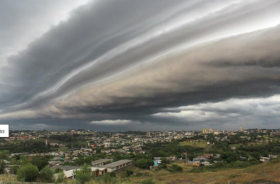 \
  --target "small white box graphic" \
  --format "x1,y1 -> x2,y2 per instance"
0,124 -> 9,137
